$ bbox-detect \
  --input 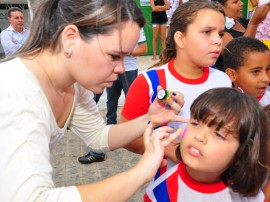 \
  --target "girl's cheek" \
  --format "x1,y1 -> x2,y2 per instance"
180,128 -> 188,146
181,128 -> 188,139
